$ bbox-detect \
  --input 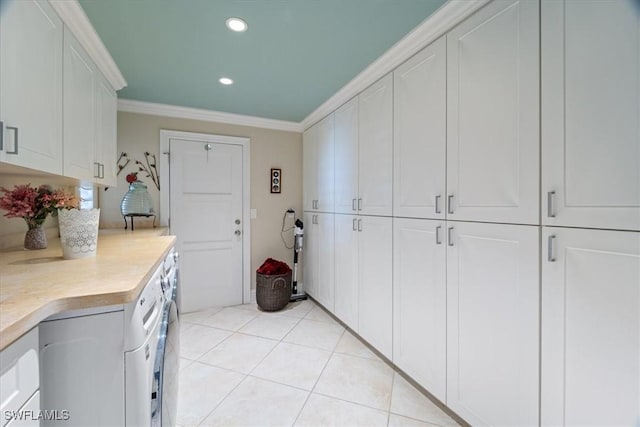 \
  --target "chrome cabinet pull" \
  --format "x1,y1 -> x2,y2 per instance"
548,235 -> 556,262
99,163 -> 105,179
435,195 -> 442,214
358,198 -> 362,211
357,219 -> 362,232
448,227 -> 454,246
352,198 -> 357,211
0,121 -> 3,151
94,162 -> 101,178
447,195 -> 454,214
6,126 -> 18,154
547,191 -> 556,218
435,225 -> 442,245
352,218 -> 357,231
